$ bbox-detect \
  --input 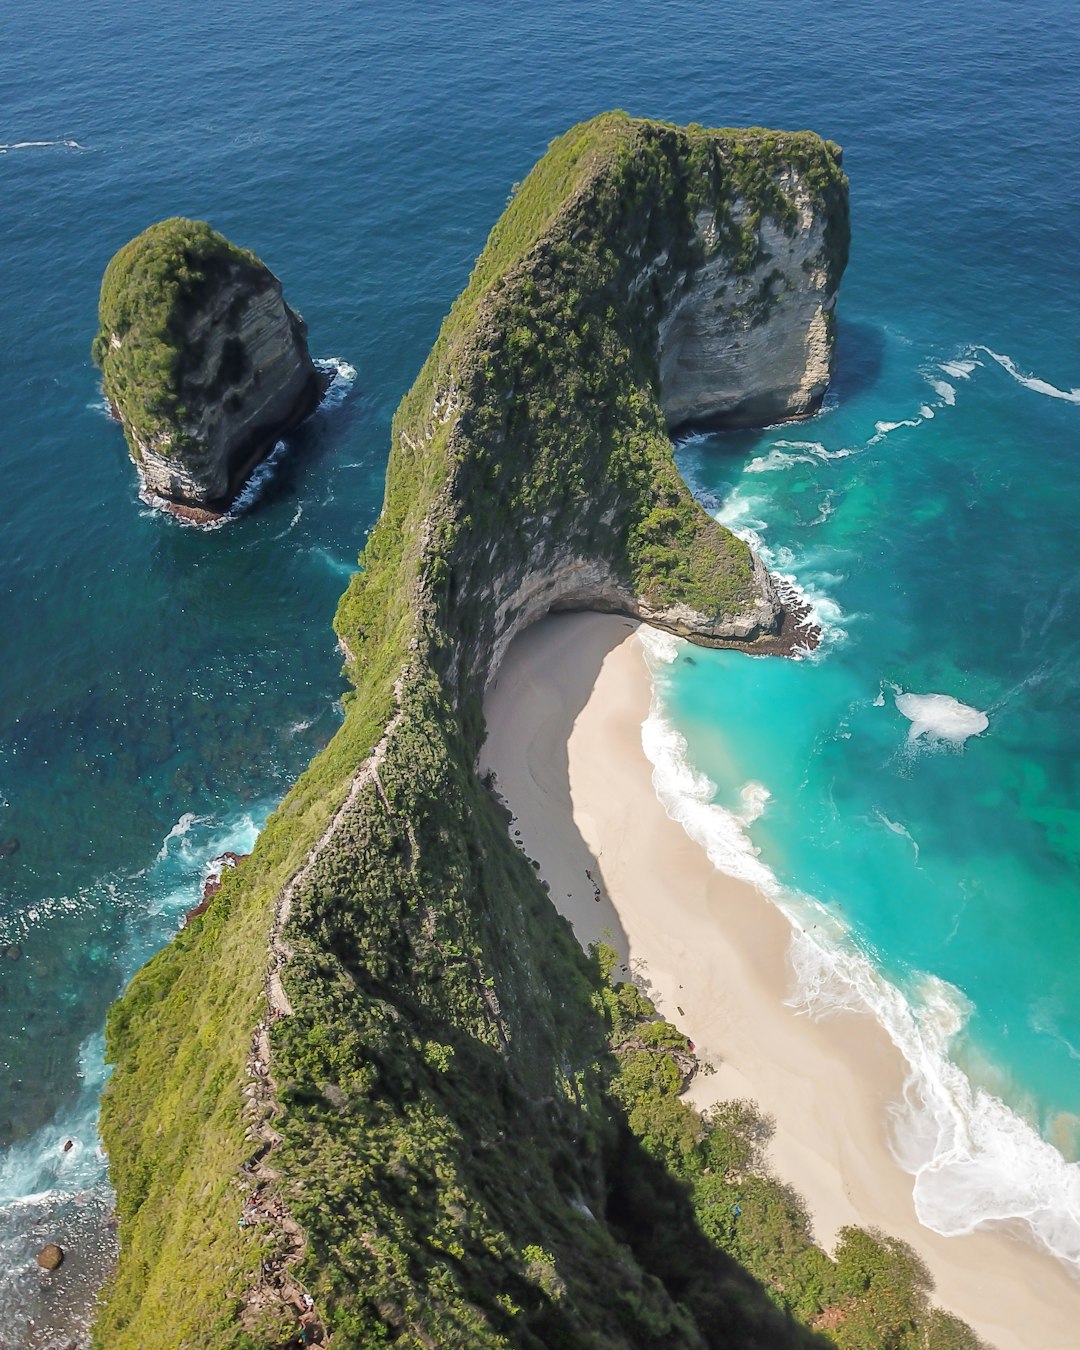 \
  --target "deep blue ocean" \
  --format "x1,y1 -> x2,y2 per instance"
3,0 -> 1079,1339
